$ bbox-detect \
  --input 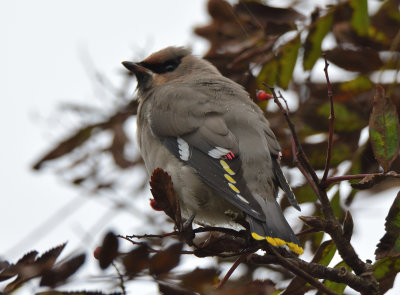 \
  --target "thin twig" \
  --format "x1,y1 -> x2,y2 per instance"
266,246 -> 339,295
216,253 -> 249,289
323,173 -> 379,187
321,54 -> 335,183
112,262 -> 127,295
